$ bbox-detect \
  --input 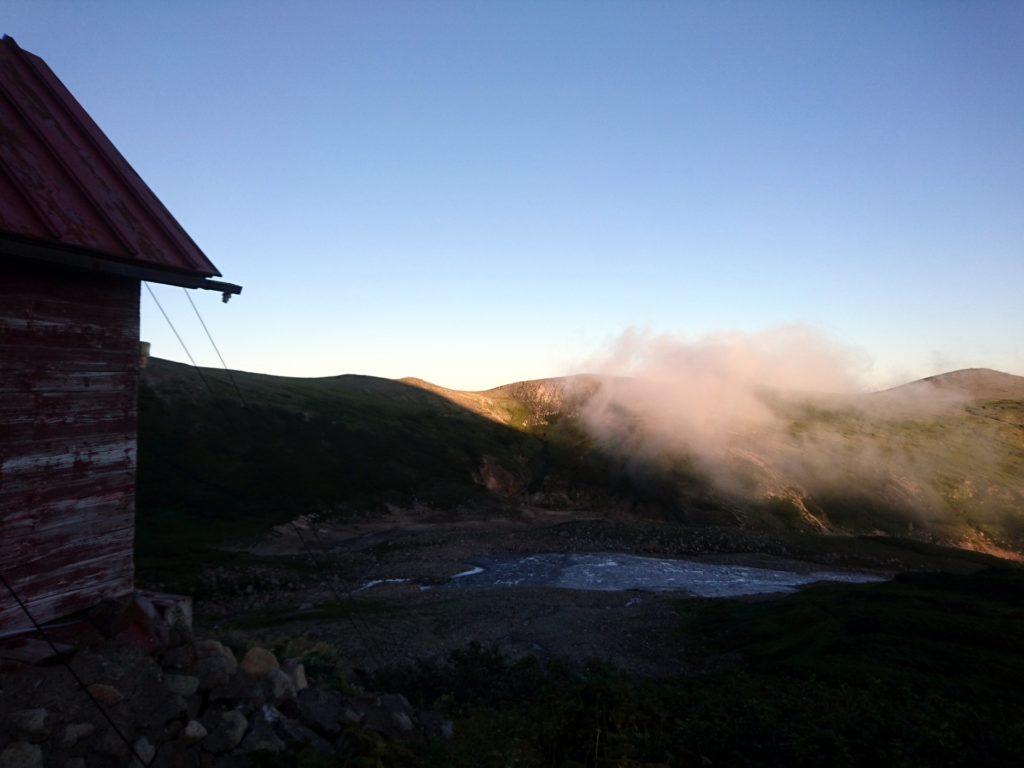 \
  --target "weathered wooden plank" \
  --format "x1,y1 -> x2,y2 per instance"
0,526 -> 134,577
0,325 -> 137,351
1,496 -> 133,538
3,421 -> 136,446
0,393 -> 135,423
2,436 -> 135,473
0,571 -> 133,635
0,292 -> 140,320
0,468 -> 134,505
1,391 -> 136,421
0,348 -> 138,375
0,370 -> 136,394
0,261 -> 140,633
